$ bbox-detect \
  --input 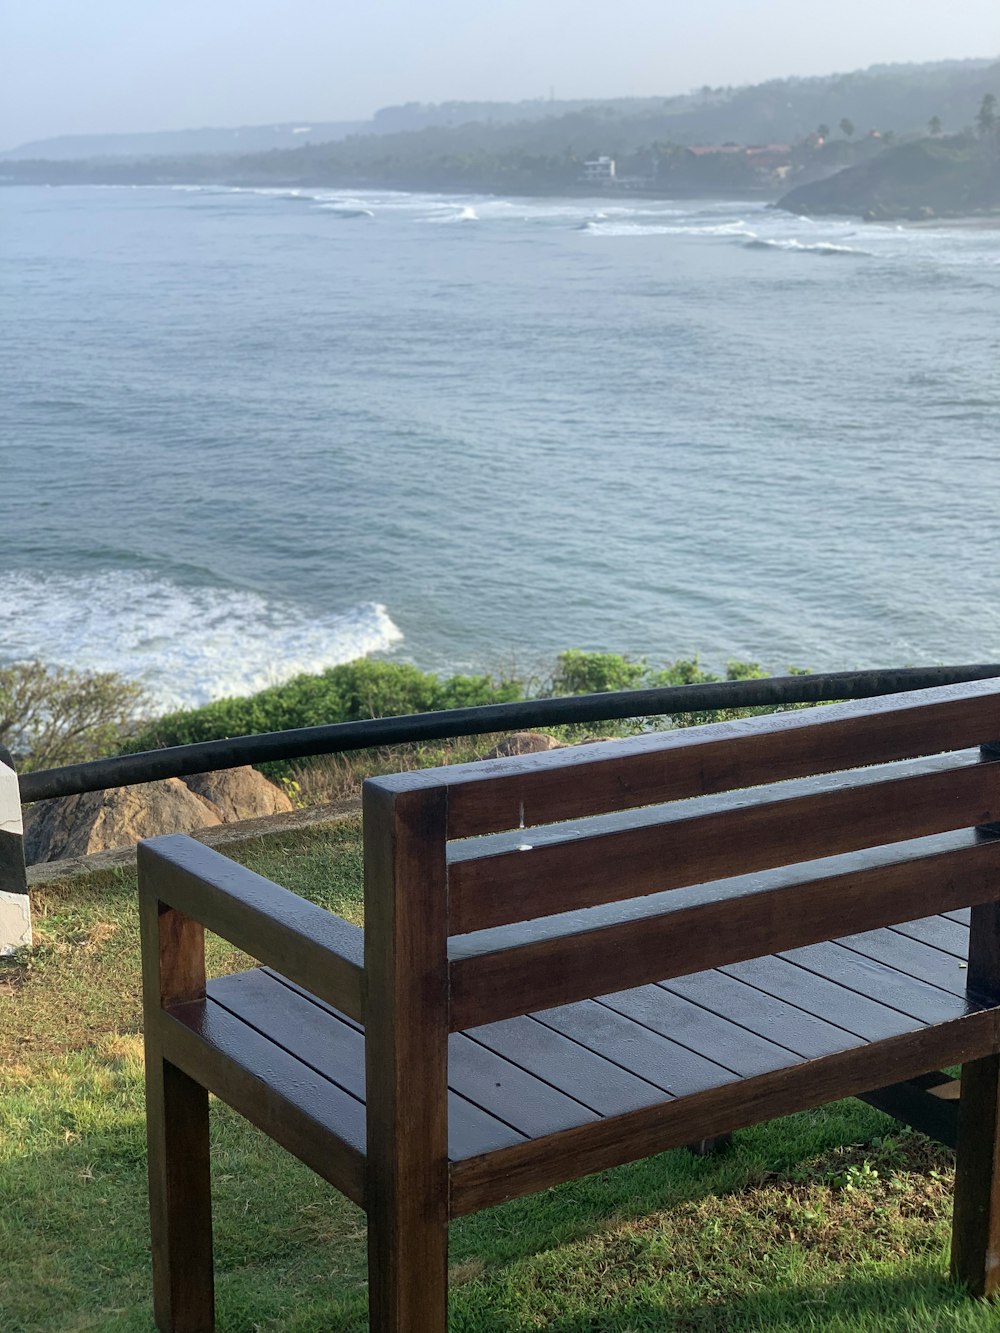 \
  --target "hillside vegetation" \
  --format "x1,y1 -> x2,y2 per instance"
779,122 -> 1000,220
4,58 -> 997,197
